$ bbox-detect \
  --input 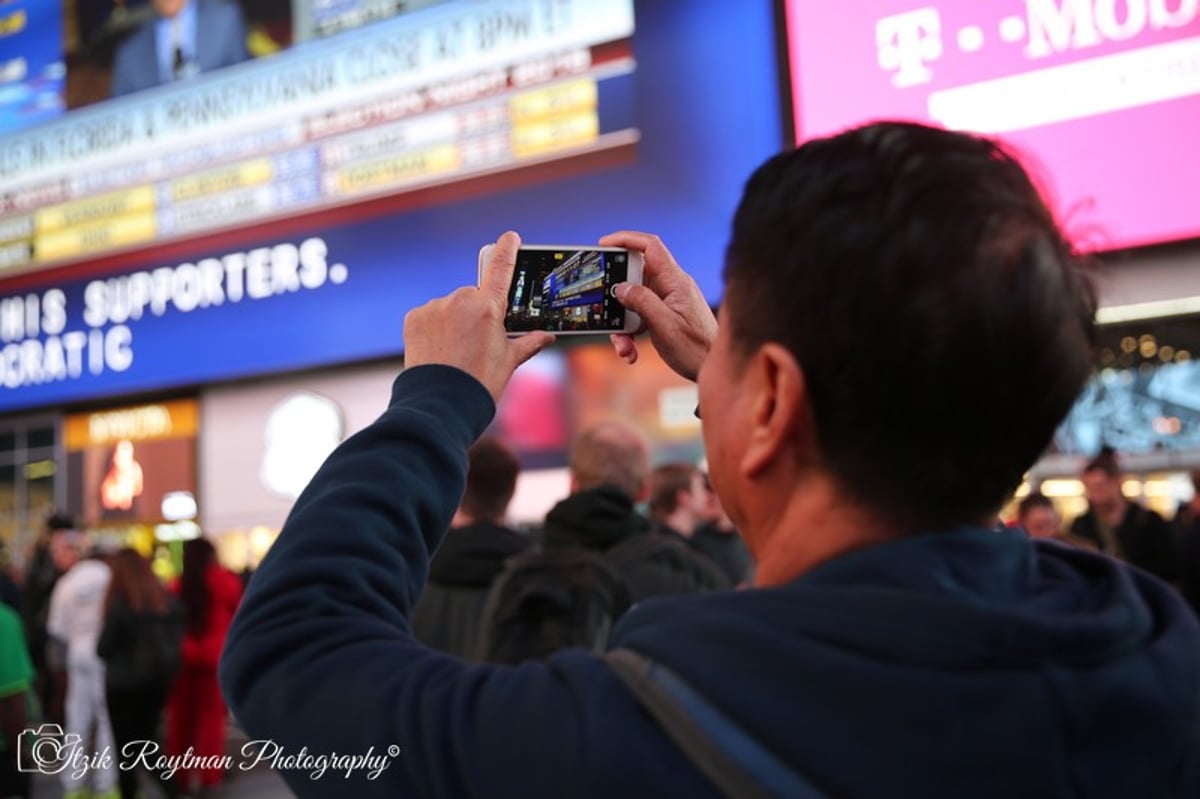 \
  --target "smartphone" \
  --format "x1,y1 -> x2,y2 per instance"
477,244 -> 644,335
